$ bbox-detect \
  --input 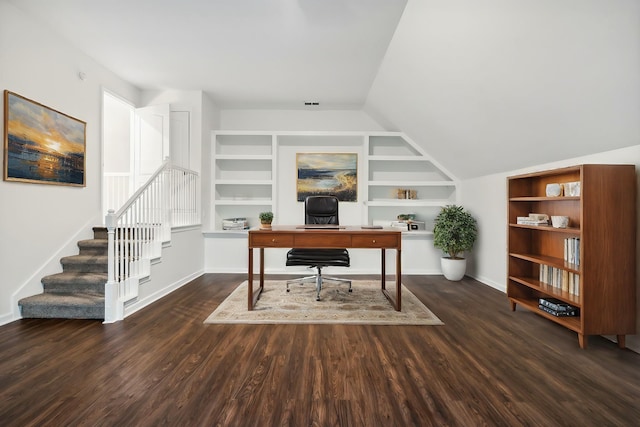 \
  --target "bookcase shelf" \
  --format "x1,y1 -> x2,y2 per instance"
507,164 -> 636,349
